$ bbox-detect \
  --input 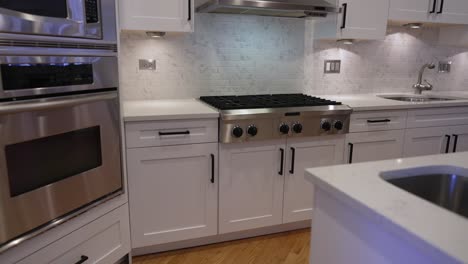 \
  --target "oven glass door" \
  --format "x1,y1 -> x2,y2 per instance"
0,92 -> 122,250
0,0 -> 102,39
